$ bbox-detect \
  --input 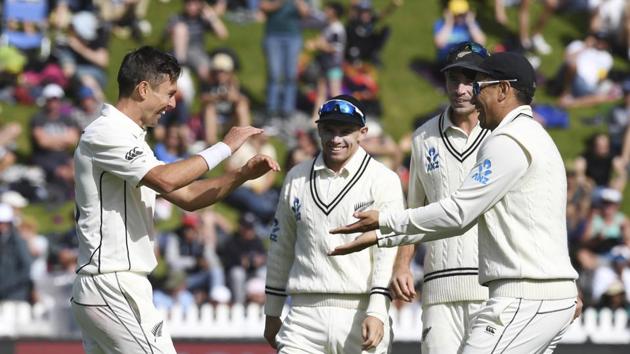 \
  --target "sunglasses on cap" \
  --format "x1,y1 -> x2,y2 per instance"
447,42 -> 489,62
472,79 -> 518,96
318,99 -> 366,124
